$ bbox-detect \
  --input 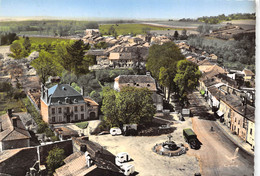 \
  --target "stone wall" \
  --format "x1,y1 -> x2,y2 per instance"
0,140 -> 73,175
